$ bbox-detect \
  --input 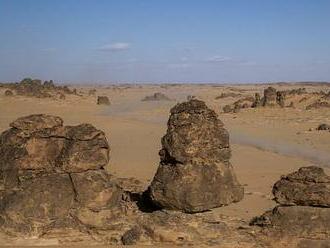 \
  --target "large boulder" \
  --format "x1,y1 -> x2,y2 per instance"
0,114 -> 124,235
262,87 -> 277,106
148,99 -> 244,213
252,166 -> 330,240
272,166 -> 330,207
97,96 -> 110,105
